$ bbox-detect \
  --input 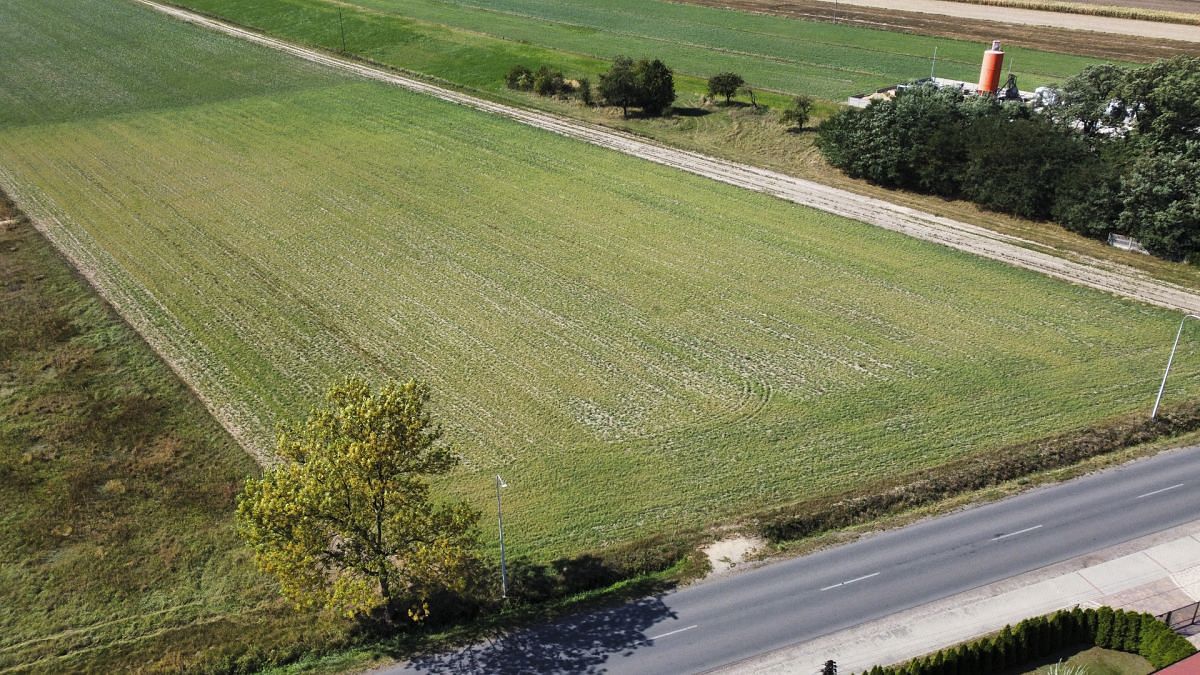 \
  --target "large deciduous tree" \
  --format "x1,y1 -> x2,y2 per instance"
237,378 -> 479,622
1051,63 -> 1128,137
1117,142 -> 1200,260
599,56 -> 639,117
707,72 -> 744,104
634,58 -> 676,116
